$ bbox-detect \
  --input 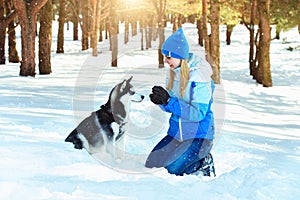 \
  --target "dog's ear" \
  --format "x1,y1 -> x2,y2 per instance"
120,79 -> 126,91
127,76 -> 133,82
